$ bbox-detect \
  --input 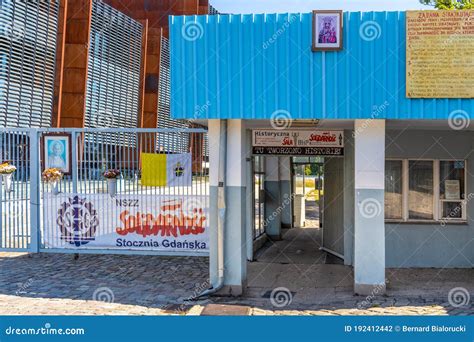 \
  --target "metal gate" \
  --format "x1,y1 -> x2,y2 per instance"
0,128 -> 209,256
0,129 -> 32,251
